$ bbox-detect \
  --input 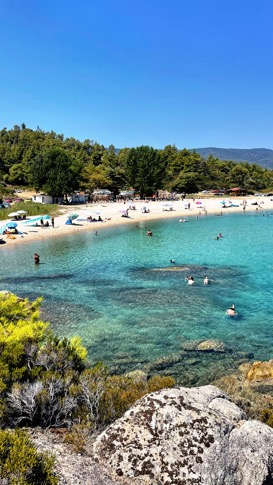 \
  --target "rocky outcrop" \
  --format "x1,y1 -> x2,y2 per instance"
94,385 -> 273,485
245,359 -> 273,382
